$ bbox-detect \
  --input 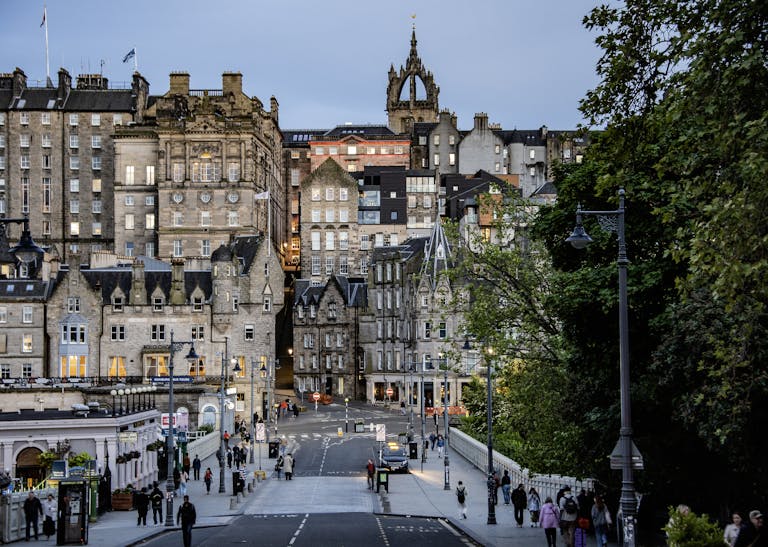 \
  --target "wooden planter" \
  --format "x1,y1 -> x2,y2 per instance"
111,493 -> 133,511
